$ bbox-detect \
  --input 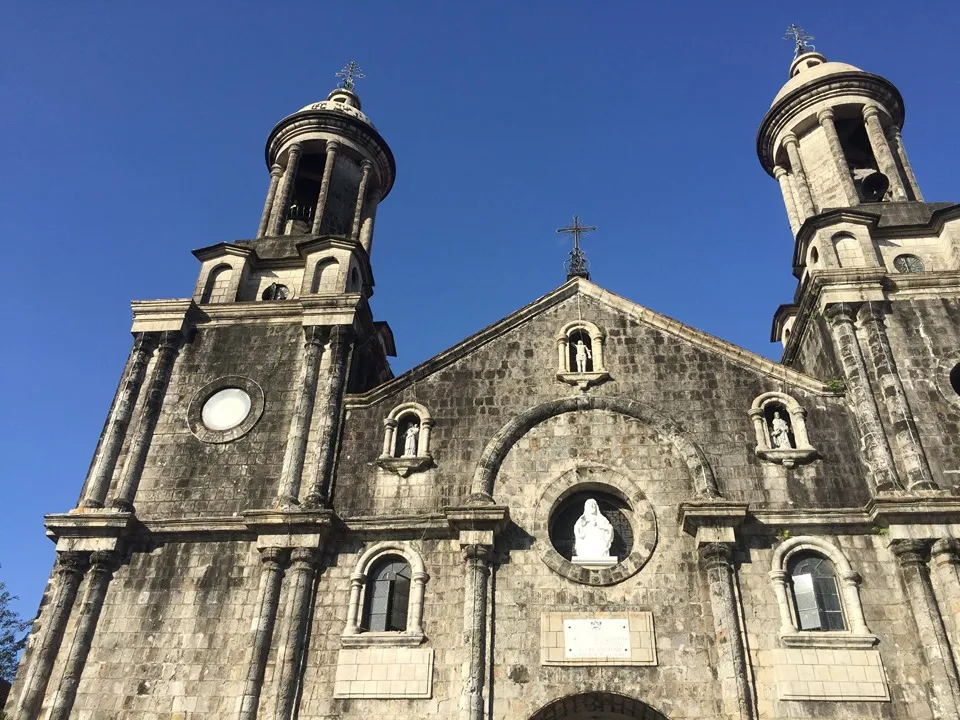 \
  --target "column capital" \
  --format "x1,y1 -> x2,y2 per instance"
884,125 -> 903,141
889,538 -> 931,566
131,331 -> 158,353
824,302 -> 858,325
54,551 -> 88,578
89,550 -> 122,574
360,158 -> 374,172
817,107 -> 836,123
698,542 -> 734,569
461,544 -> 492,563
862,103 -> 881,121
782,132 -> 799,146
303,325 -> 330,348
290,547 -> 321,568
856,301 -> 887,325
157,330 -> 184,351
287,142 -> 304,156
259,546 -> 289,570
772,165 -> 789,180
269,163 -> 284,177
324,139 -> 342,153
932,538 -> 960,565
